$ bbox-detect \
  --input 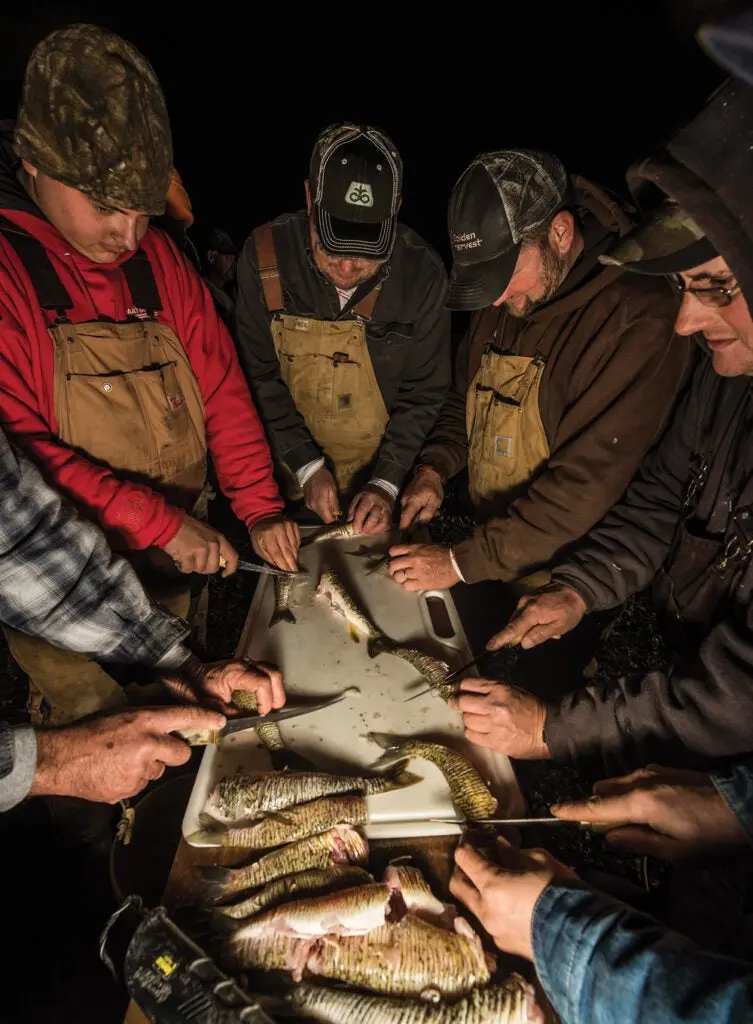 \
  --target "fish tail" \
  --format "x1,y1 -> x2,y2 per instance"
269,606 -> 296,628
186,827 -> 226,848
382,759 -> 423,792
198,865 -> 237,900
366,634 -> 393,659
367,733 -> 404,770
